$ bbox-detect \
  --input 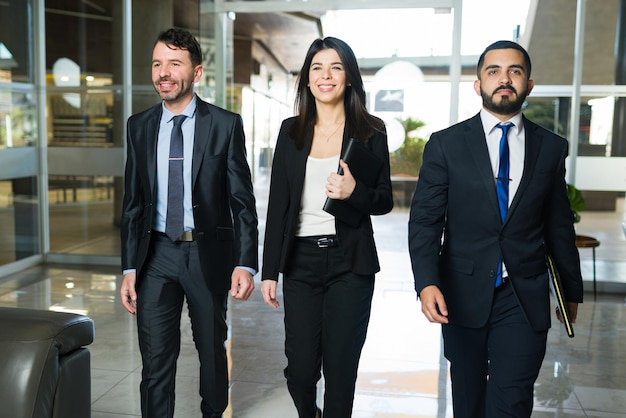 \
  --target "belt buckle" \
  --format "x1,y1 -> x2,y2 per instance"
316,237 -> 332,248
178,230 -> 194,242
